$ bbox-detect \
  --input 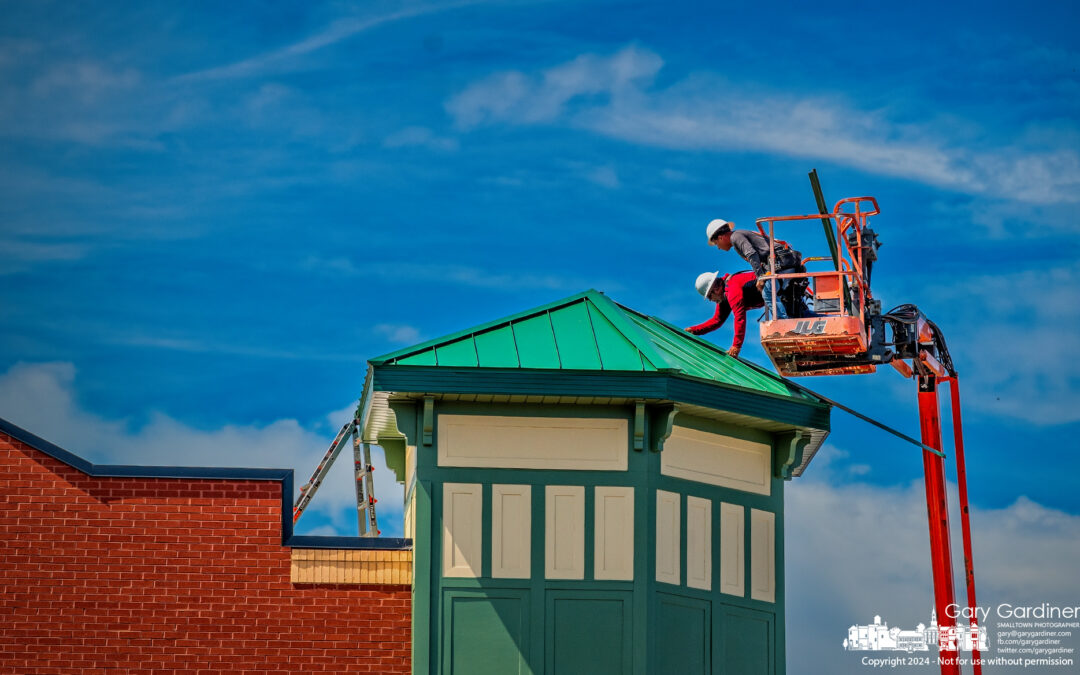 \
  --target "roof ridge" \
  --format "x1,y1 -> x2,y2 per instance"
370,289 -> 596,365
583,291 -> 679,371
